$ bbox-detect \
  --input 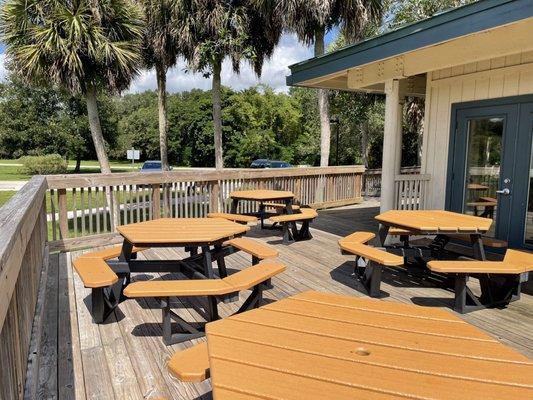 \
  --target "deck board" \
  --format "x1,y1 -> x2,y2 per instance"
33,203 -> 533,399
